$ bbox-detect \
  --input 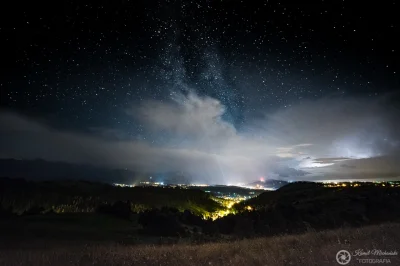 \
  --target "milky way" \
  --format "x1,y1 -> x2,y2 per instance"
1,1 -> 399,183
